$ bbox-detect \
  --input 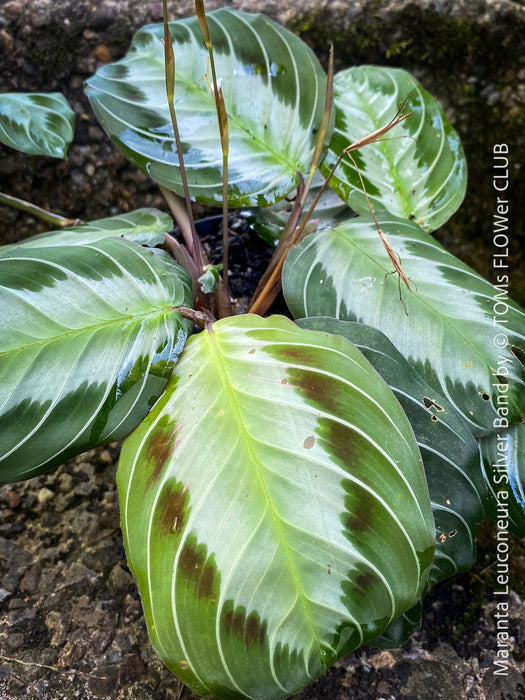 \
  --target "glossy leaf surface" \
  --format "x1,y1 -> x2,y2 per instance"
0,92 -> 75,158
85,9 -> 329,207
297,317 -> 485,589
244,171 -> 352,245
0,209 -> 173,256
118,314 -> 434,699
283,214 -> 525,436
321,67 -> 466,232
479,423 -> 525,537
0,239 -> 192,483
